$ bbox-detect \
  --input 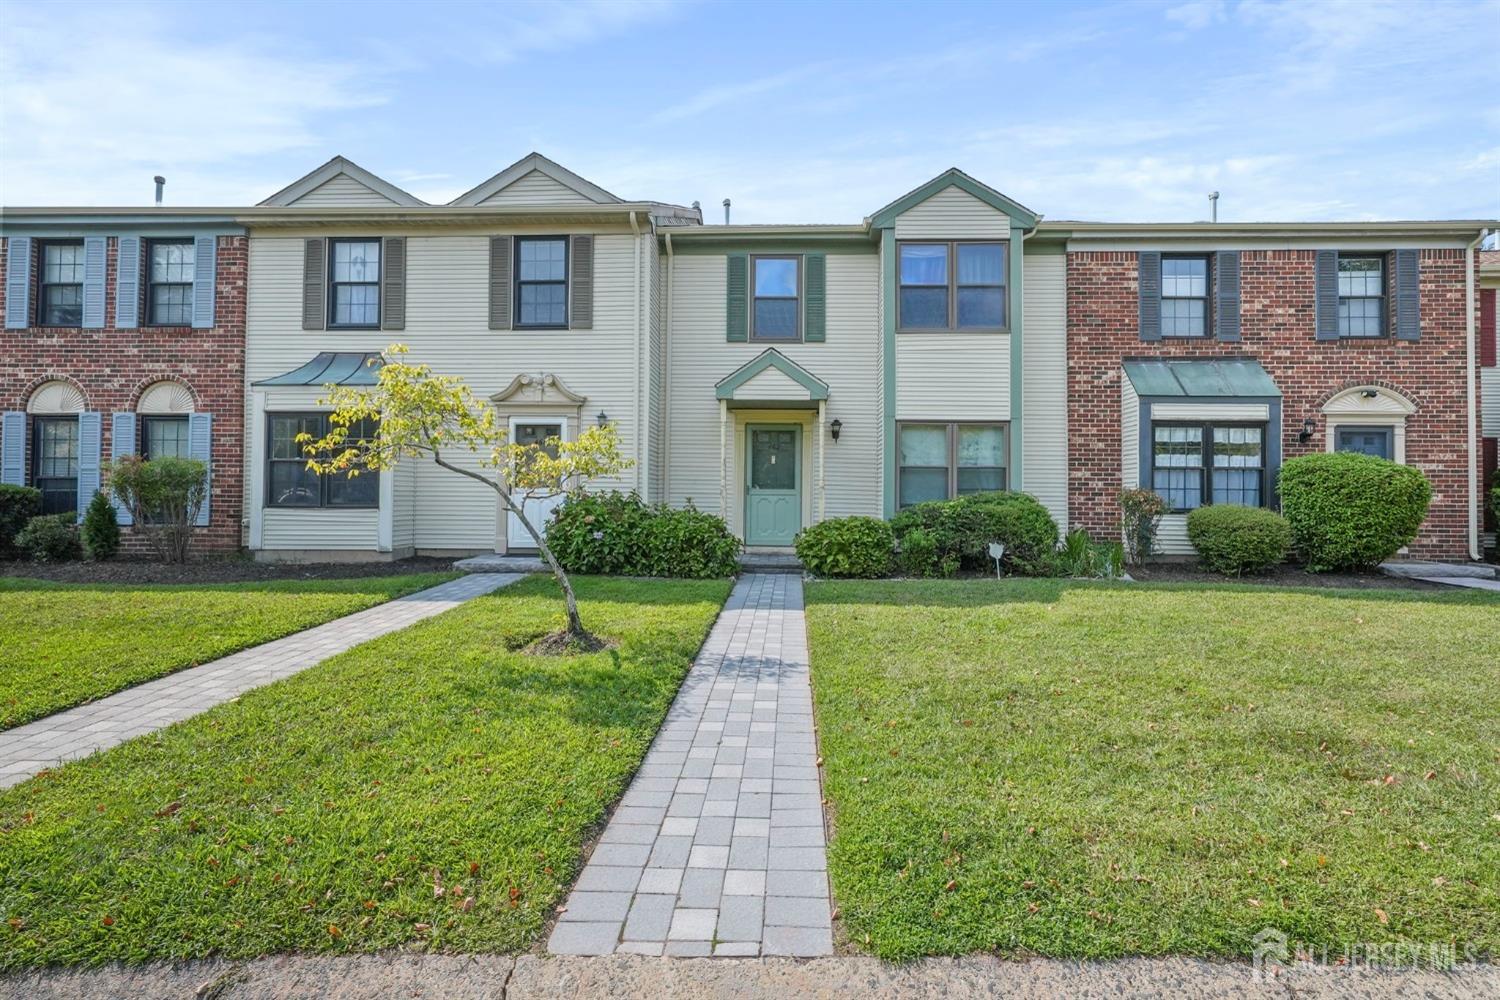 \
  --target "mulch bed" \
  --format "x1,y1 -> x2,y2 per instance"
1127,562 -> 1443,590
0,555 -> 460,585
